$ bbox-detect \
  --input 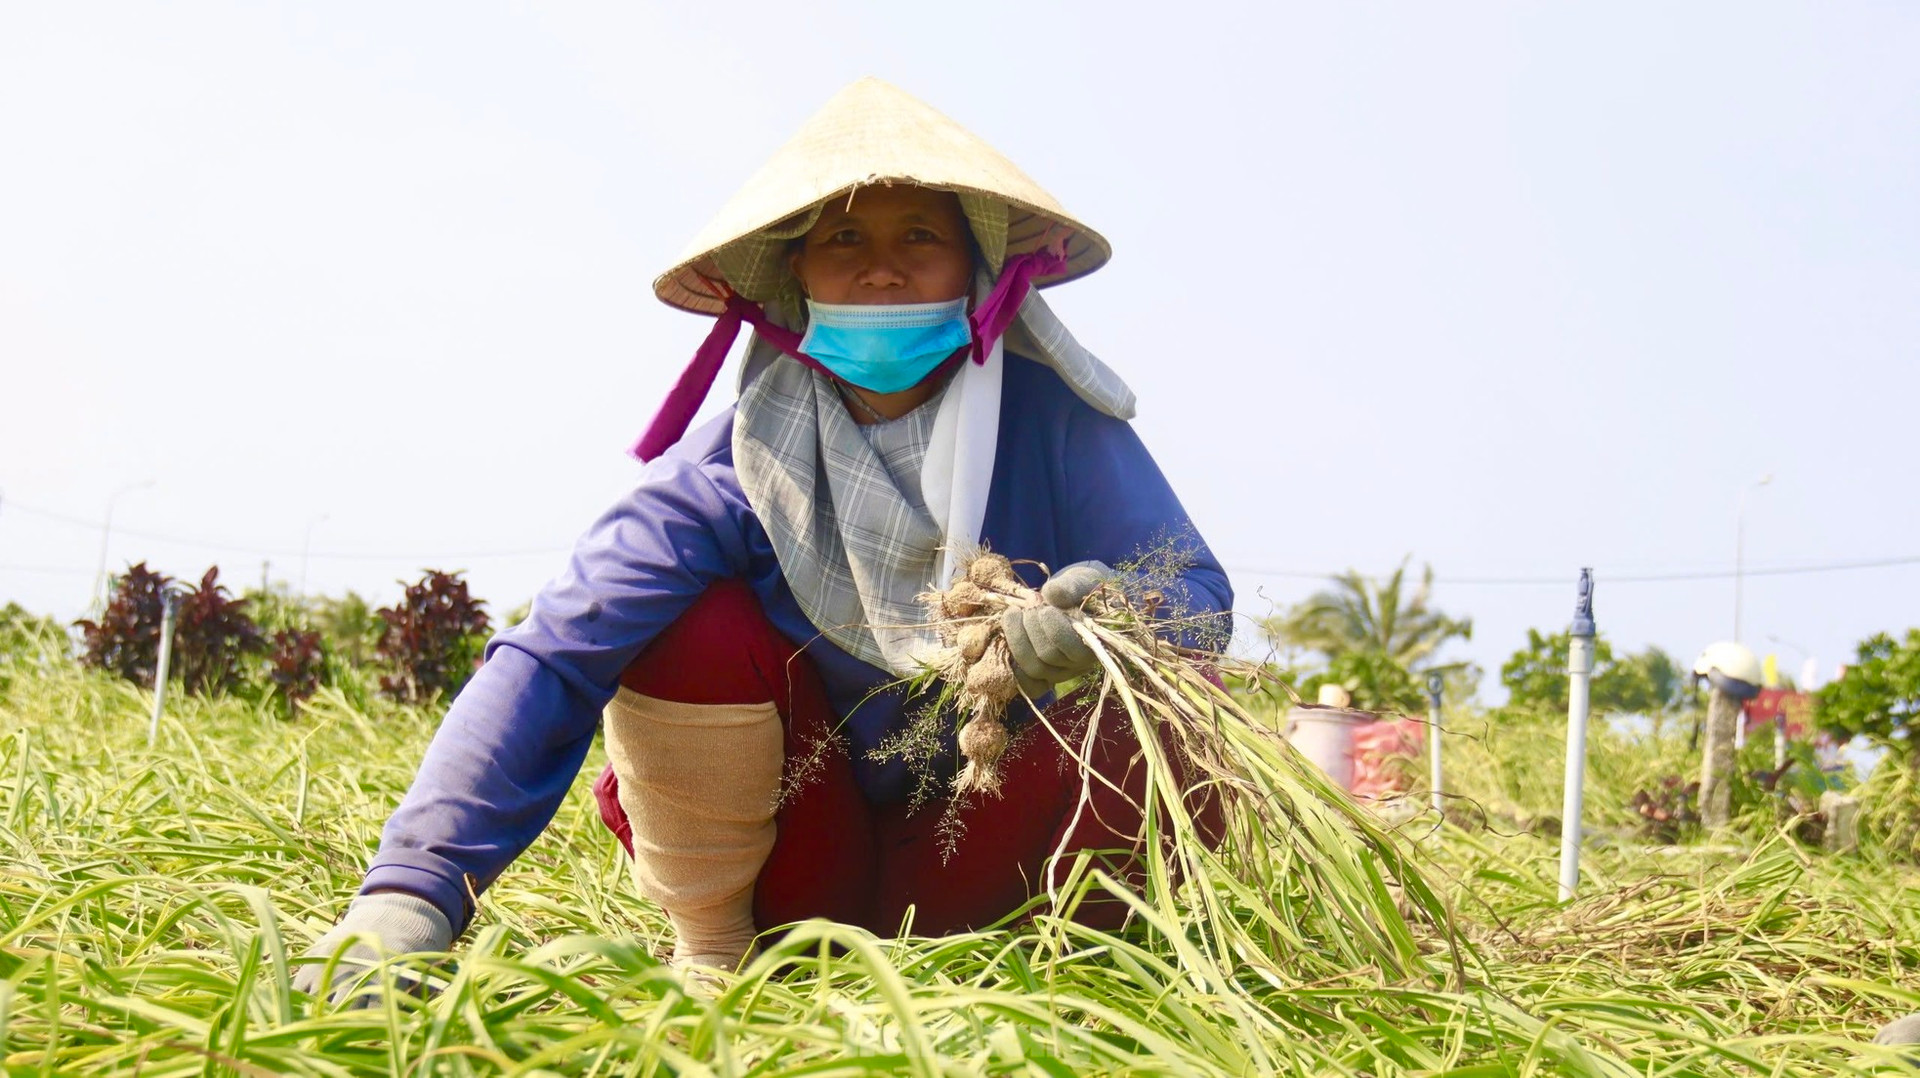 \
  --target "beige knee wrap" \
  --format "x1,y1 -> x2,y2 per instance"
603,687 -> 782,969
